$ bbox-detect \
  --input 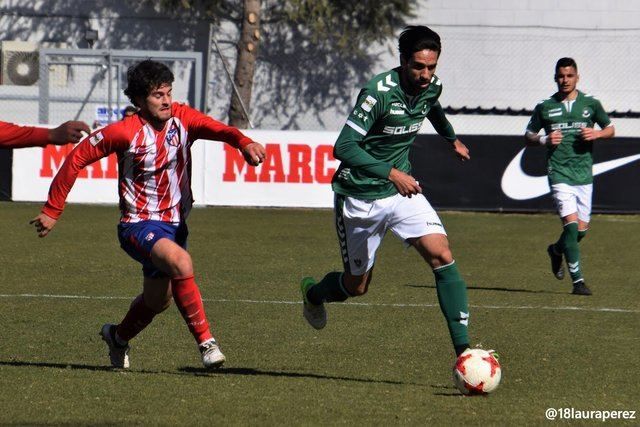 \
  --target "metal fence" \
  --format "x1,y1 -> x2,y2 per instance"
207,27 -> 640,134
37,48 -> 202,127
